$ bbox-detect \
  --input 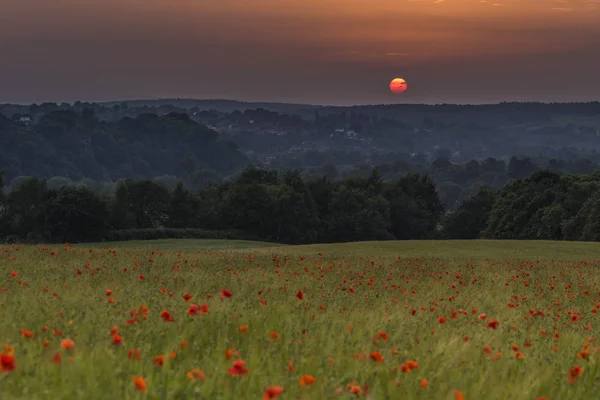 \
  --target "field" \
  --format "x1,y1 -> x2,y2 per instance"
3,239 -> 600,399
